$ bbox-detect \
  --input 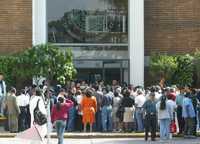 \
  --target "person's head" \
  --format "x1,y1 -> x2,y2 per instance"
71,87 -> 76,95
35,88 -> 42,96
123,88 -> 130,97
0,73 -> 4,81
76,90 -> 82,96
149,92 -> 155,100
137,89 -> 143,95
160,96 -> 167,110
59,88 -> 65,95
85,88 -> 93,98
112,80 -> 118,86
10,87 -> 16,95
20,89 -> 25,95
115,87 -> 122,94
92,84 -> 99,91
56,97 -> 64,111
